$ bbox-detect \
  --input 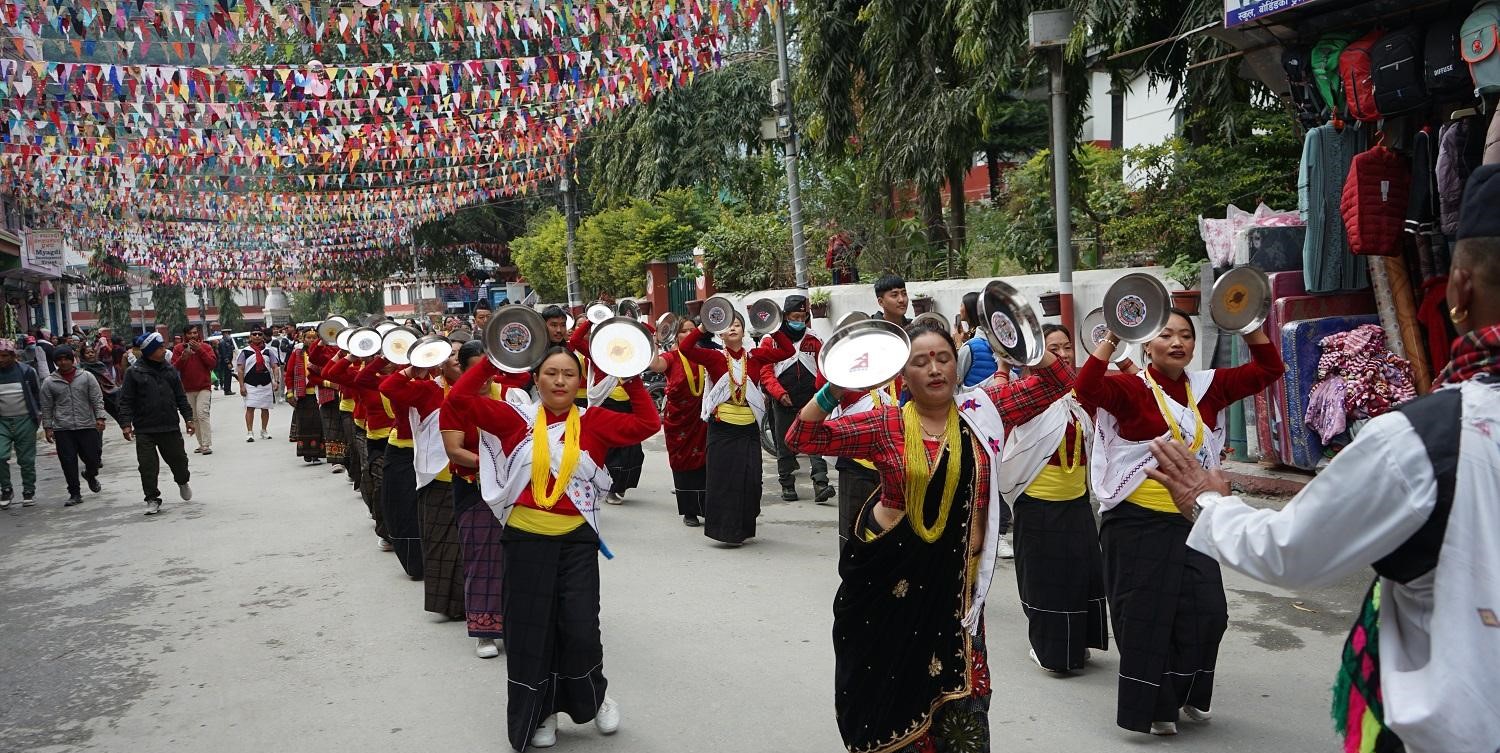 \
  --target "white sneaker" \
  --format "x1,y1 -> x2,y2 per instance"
178,482 -> 192,501
1028,648 -> 1060,673
1150,722 -> 1178,736
144,499 -> 163,516
475,639 -> 500,659
246,433 -> 255,443
1181,704 -> 1212,722
594,696 -> 620,735
997,537 -> 1014,559
604,492 -> 624,505
530,715 -> 558,748
259,431 -> 271,440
